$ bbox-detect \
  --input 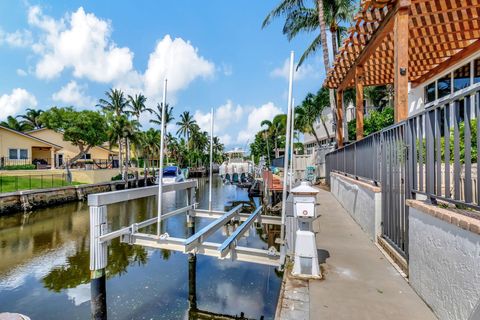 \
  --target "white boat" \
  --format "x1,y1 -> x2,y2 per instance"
155,166 -> 185,184
219,149 -> 254,184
